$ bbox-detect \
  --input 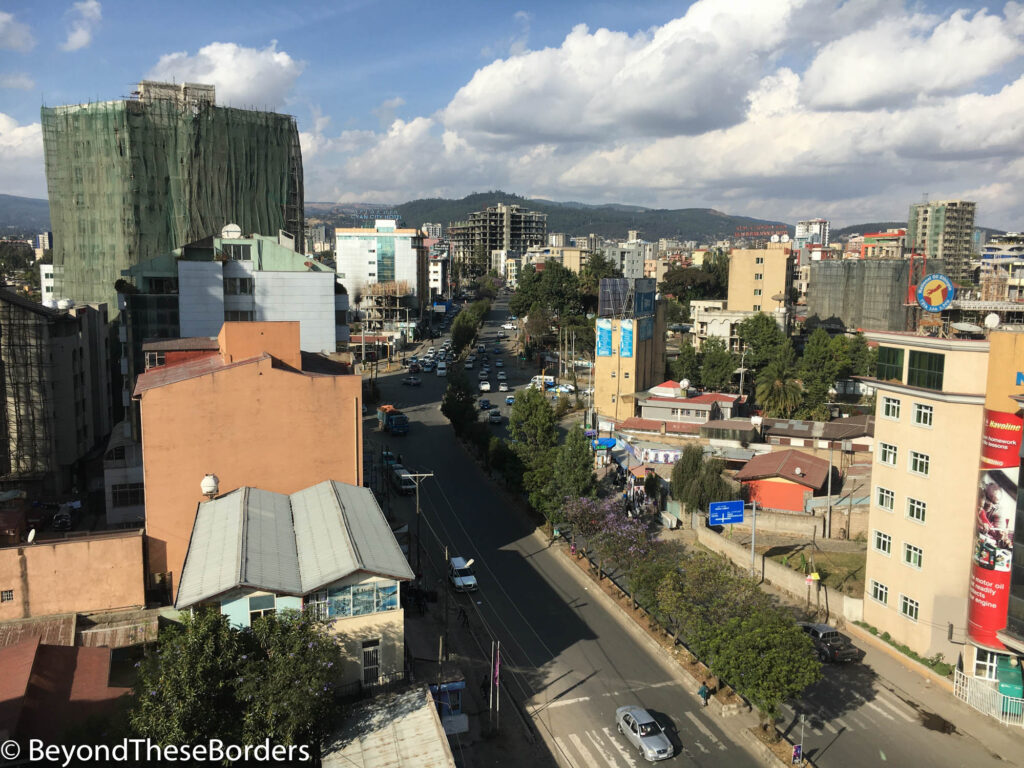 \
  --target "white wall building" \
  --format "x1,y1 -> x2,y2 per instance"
421,222 -> 443,240
428,257 -> 448,298
40,263 -> 55,301
335,220 -> 427,307
795,219 -> 831,249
